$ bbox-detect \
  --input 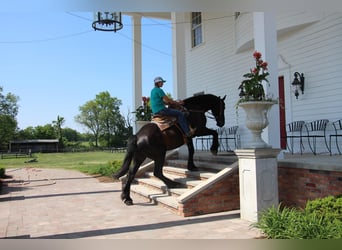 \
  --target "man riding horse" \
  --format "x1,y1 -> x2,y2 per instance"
113,77 -> 226,205
150,76 -> 196,140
